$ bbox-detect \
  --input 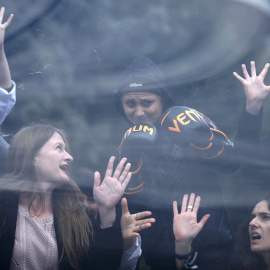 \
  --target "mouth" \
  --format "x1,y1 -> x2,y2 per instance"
250,233 -> 261,241
60,165 -> 69,174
